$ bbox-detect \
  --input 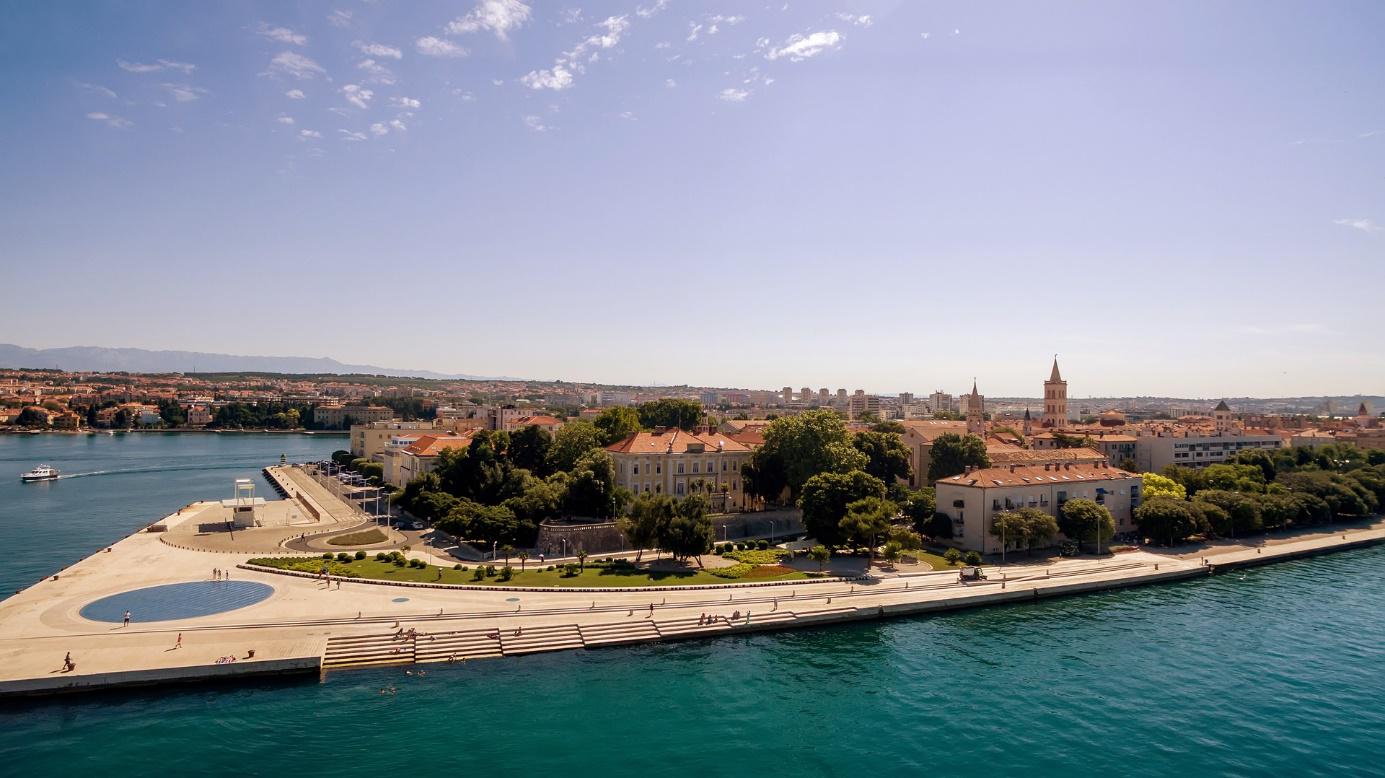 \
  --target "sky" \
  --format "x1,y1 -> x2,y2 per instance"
1,1 -> 1382,398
